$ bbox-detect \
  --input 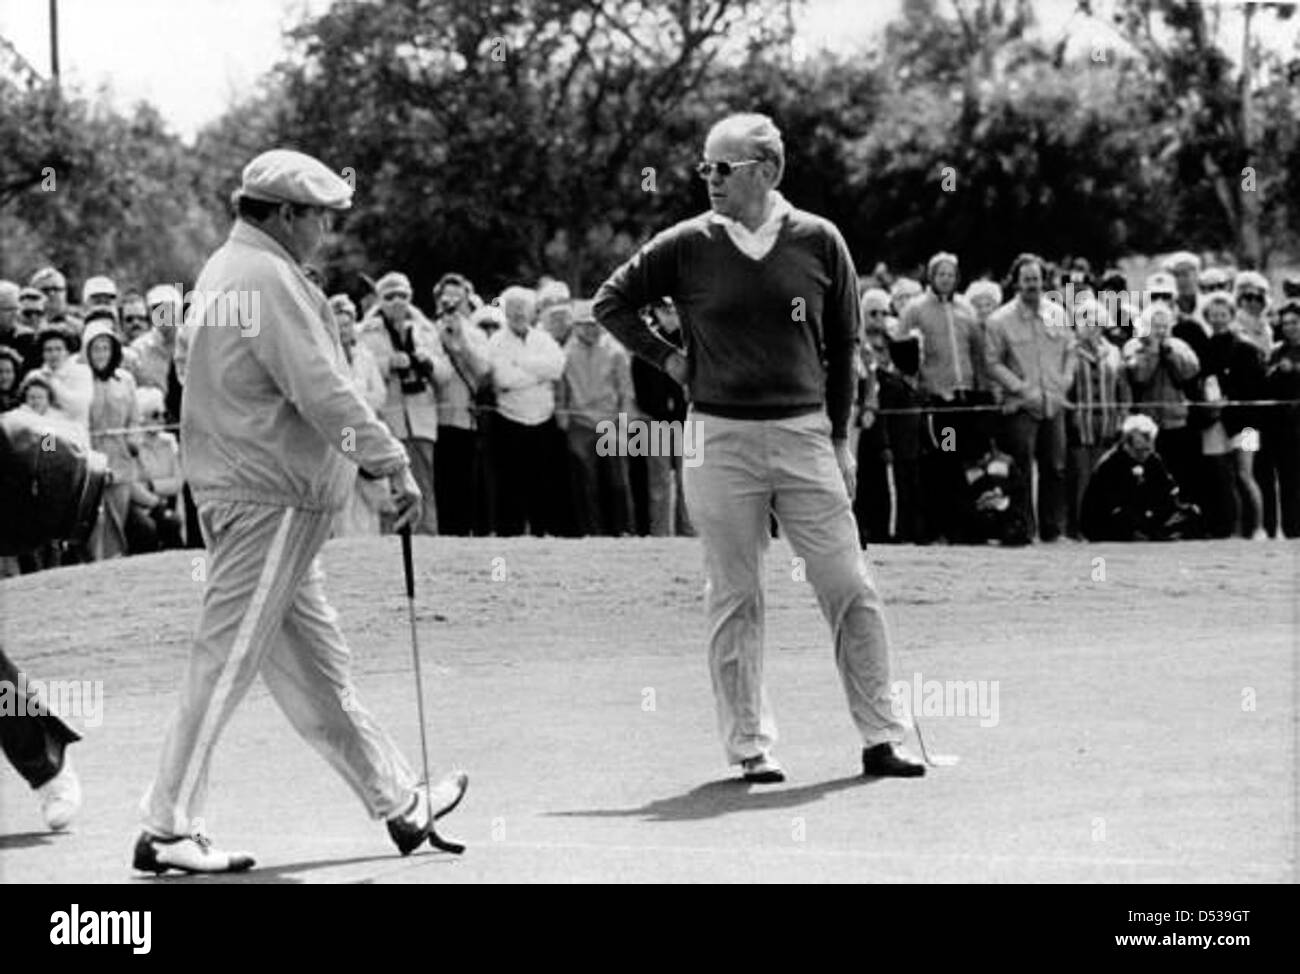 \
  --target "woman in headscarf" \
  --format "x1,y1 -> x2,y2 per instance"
82,311 -> 141,559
